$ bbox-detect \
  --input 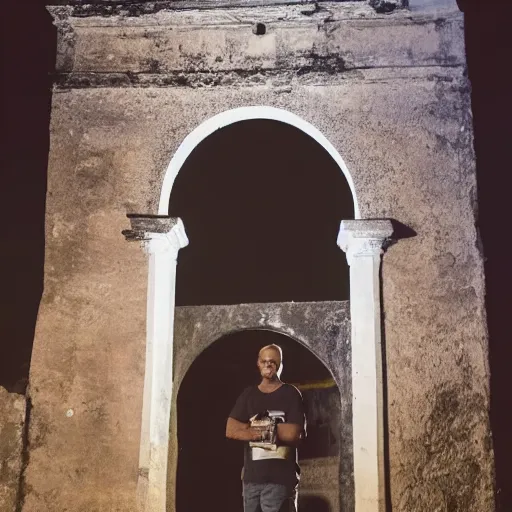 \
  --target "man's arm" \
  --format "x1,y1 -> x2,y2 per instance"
226,417 -> 264,442
277,385 -> 306,446
276,423 -> 302,446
